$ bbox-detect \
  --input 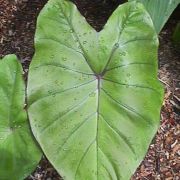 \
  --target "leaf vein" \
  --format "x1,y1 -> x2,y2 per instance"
99,113 -> 136,155
101,7 -> 133,74
105,62 -> 154,72
102,78 -> 160,94
75,139 -> 96,179
56,112 -> 96,154
29,79 -> 95,107
101,88 -> 152,126
98,146 -> 119,180
40,90 -> 97,133
37,37 -> 83,55
36,63 -> 94,76
120,38 -> 155,47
